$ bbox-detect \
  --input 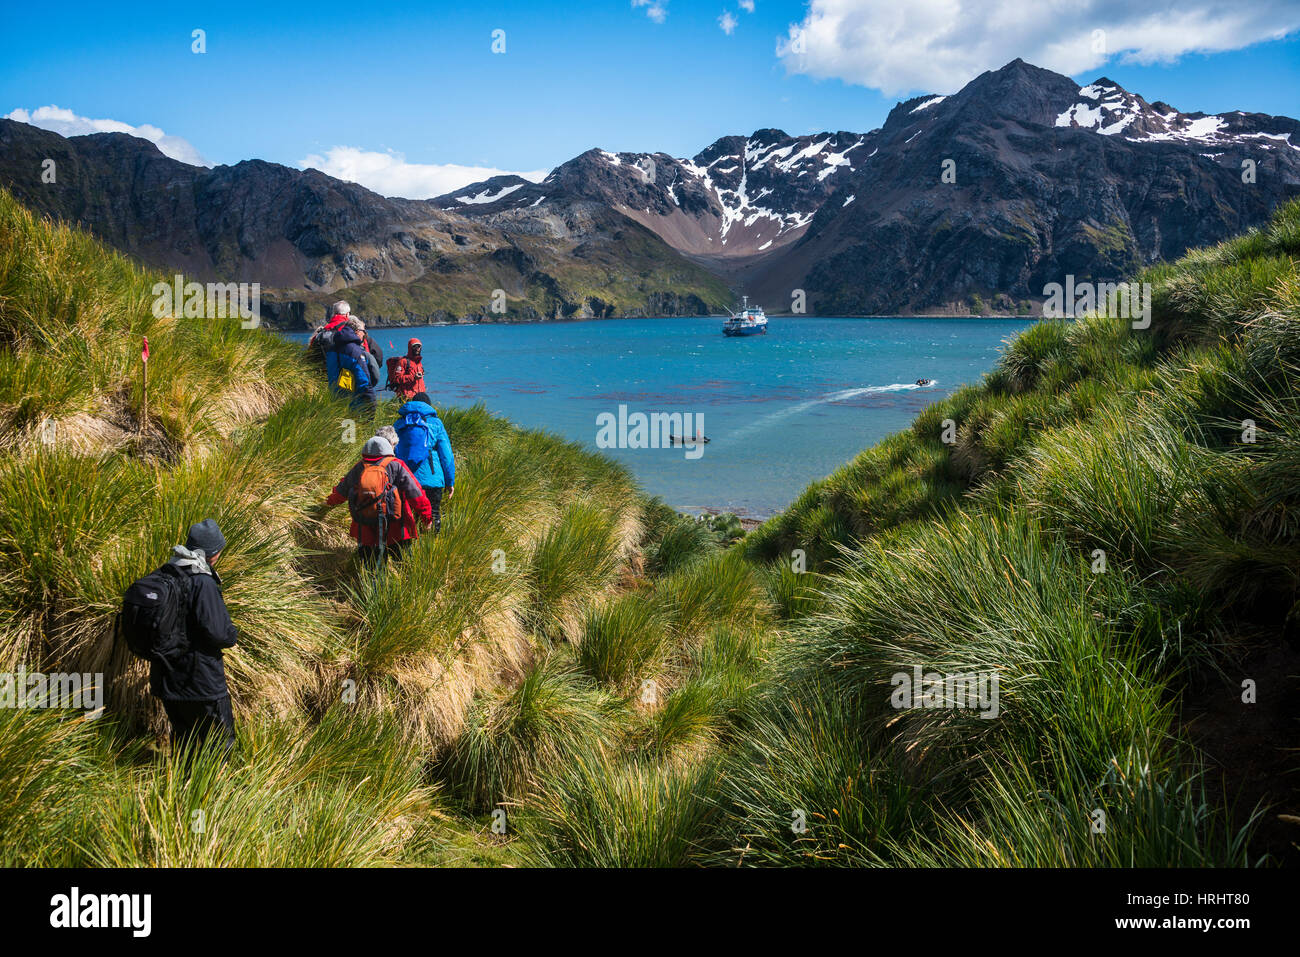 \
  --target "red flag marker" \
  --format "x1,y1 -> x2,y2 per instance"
142,336 -> 150,363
